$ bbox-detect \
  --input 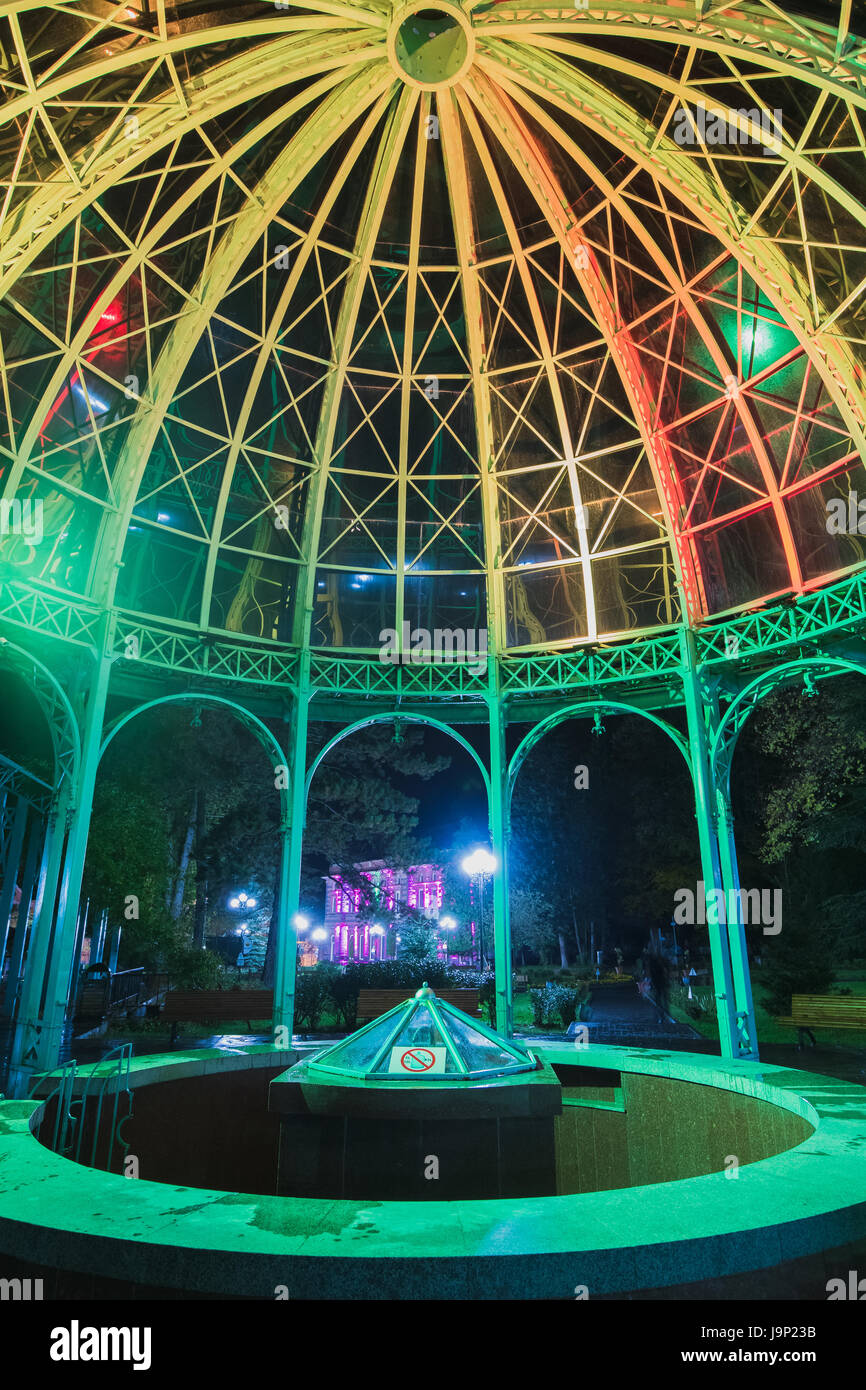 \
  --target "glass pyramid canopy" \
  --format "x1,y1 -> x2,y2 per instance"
308,984 -> 536,1082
